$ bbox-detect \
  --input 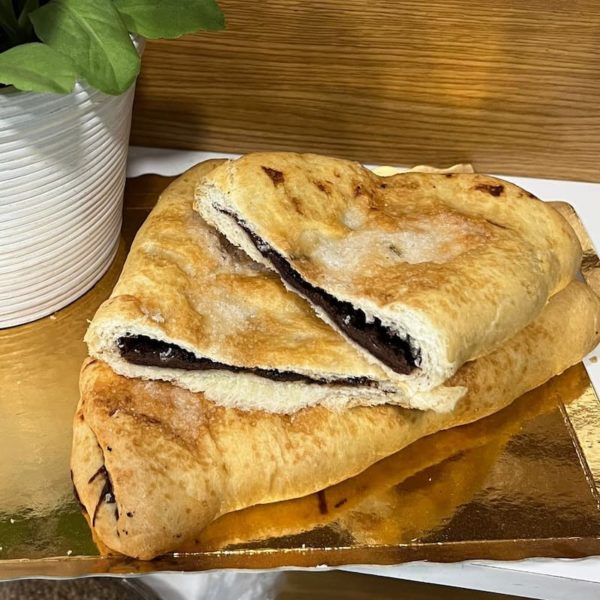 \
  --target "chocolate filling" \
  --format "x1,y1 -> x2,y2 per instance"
89,465 -> 117,526
118,335 -> 373,386
220,210 -> 420,375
